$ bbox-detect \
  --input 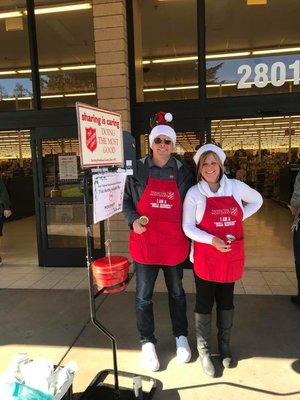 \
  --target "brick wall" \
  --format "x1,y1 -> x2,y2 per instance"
92,0 -> 131,259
